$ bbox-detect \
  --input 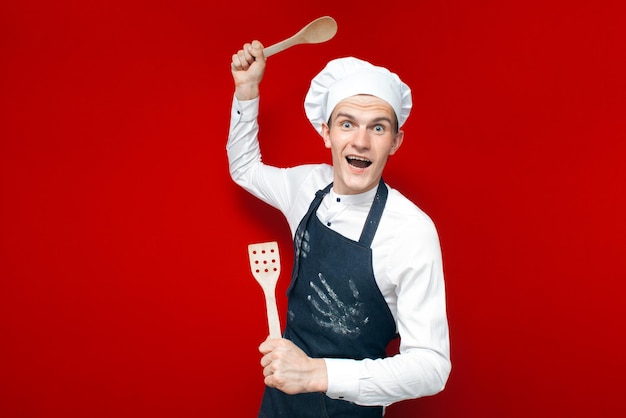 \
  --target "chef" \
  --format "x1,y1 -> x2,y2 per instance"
228,40 -> 451,417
